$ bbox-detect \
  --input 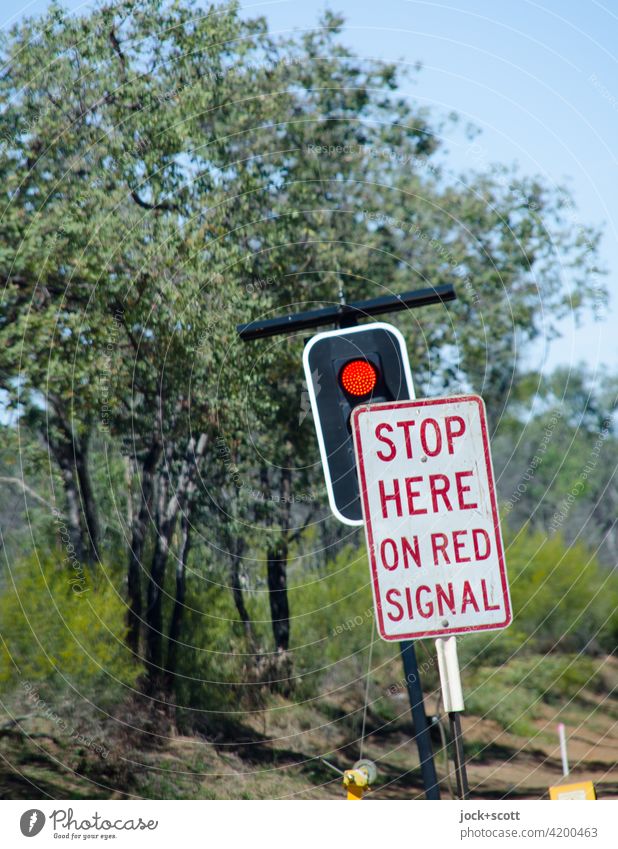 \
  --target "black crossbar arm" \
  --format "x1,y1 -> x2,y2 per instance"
237,283 -> 456,341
